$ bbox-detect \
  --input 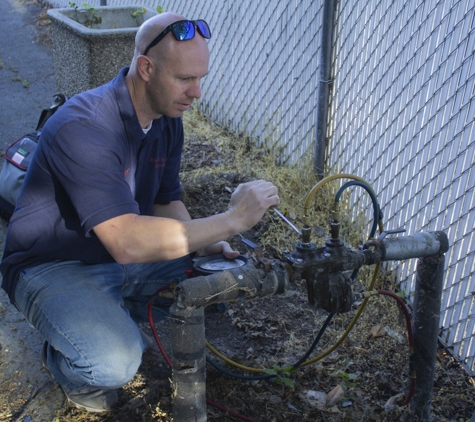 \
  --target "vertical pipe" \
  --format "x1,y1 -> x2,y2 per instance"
314,0 -> 335,177
410,254 -> 445,421
170,304 -> 207,422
